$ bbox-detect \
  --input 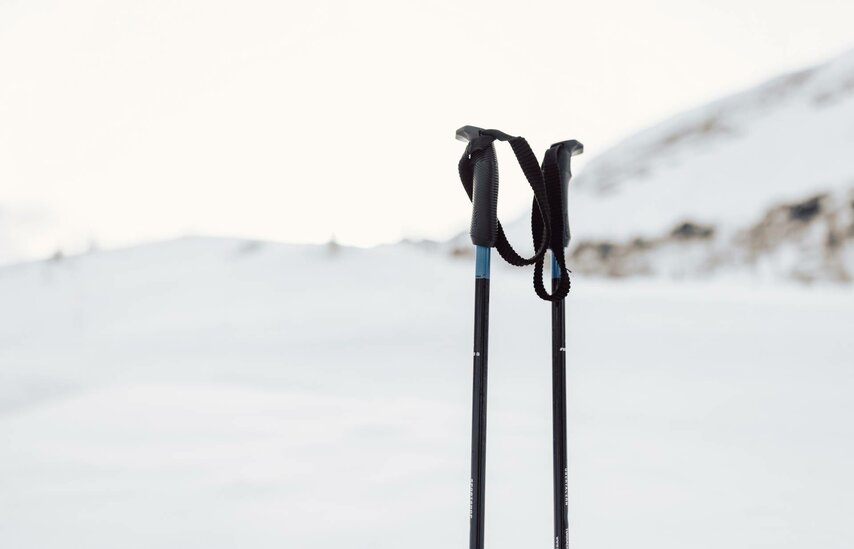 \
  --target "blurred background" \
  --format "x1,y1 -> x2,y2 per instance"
1,1 -> 853,548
